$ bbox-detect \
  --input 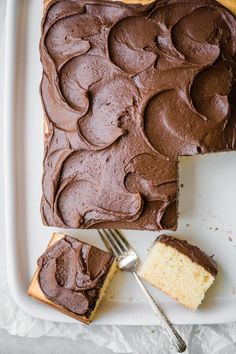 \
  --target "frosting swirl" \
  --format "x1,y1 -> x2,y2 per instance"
40,0 -> 236,230
38,235 -> 115,317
